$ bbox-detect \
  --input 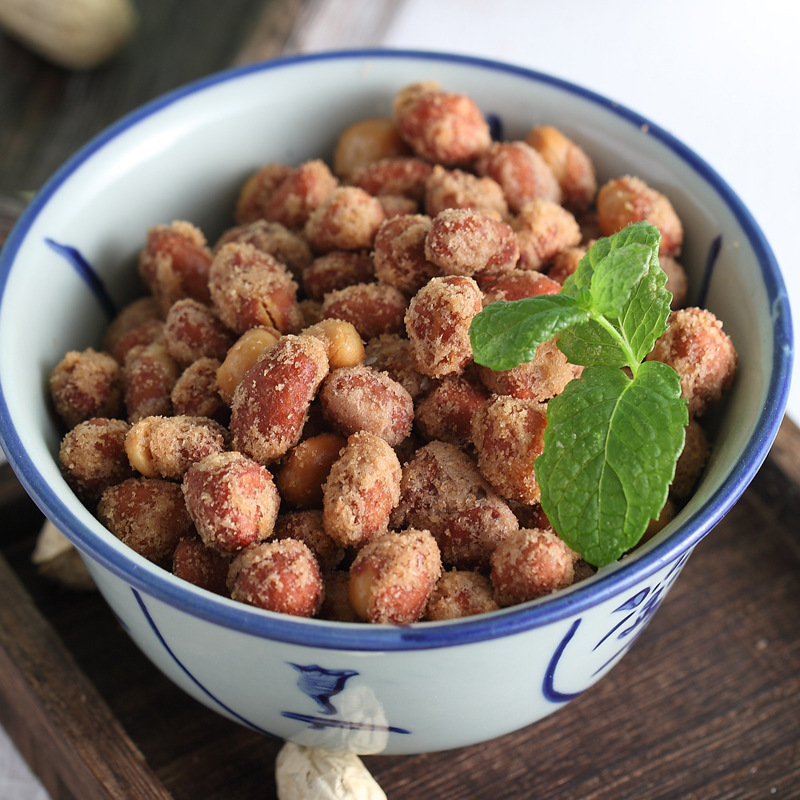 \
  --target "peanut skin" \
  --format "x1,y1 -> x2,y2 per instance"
230,334 -> 329,463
